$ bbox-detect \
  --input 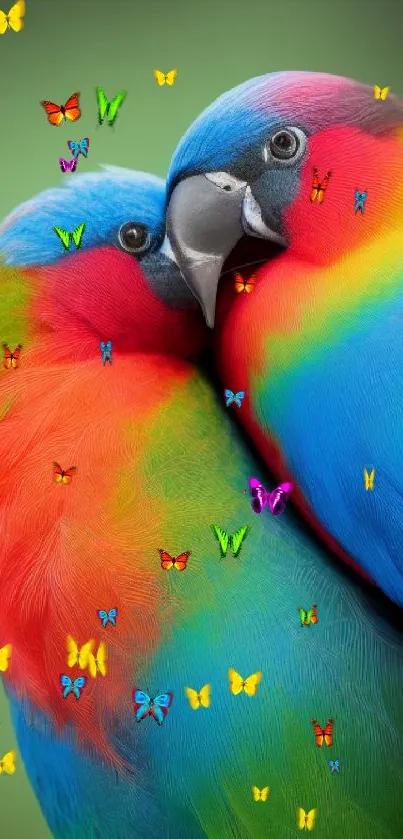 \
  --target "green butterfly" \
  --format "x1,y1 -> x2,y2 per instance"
298,605 -> 318,627
96,87 -> 127,127
53,223 -> 86,251
211,525 -> 249,558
